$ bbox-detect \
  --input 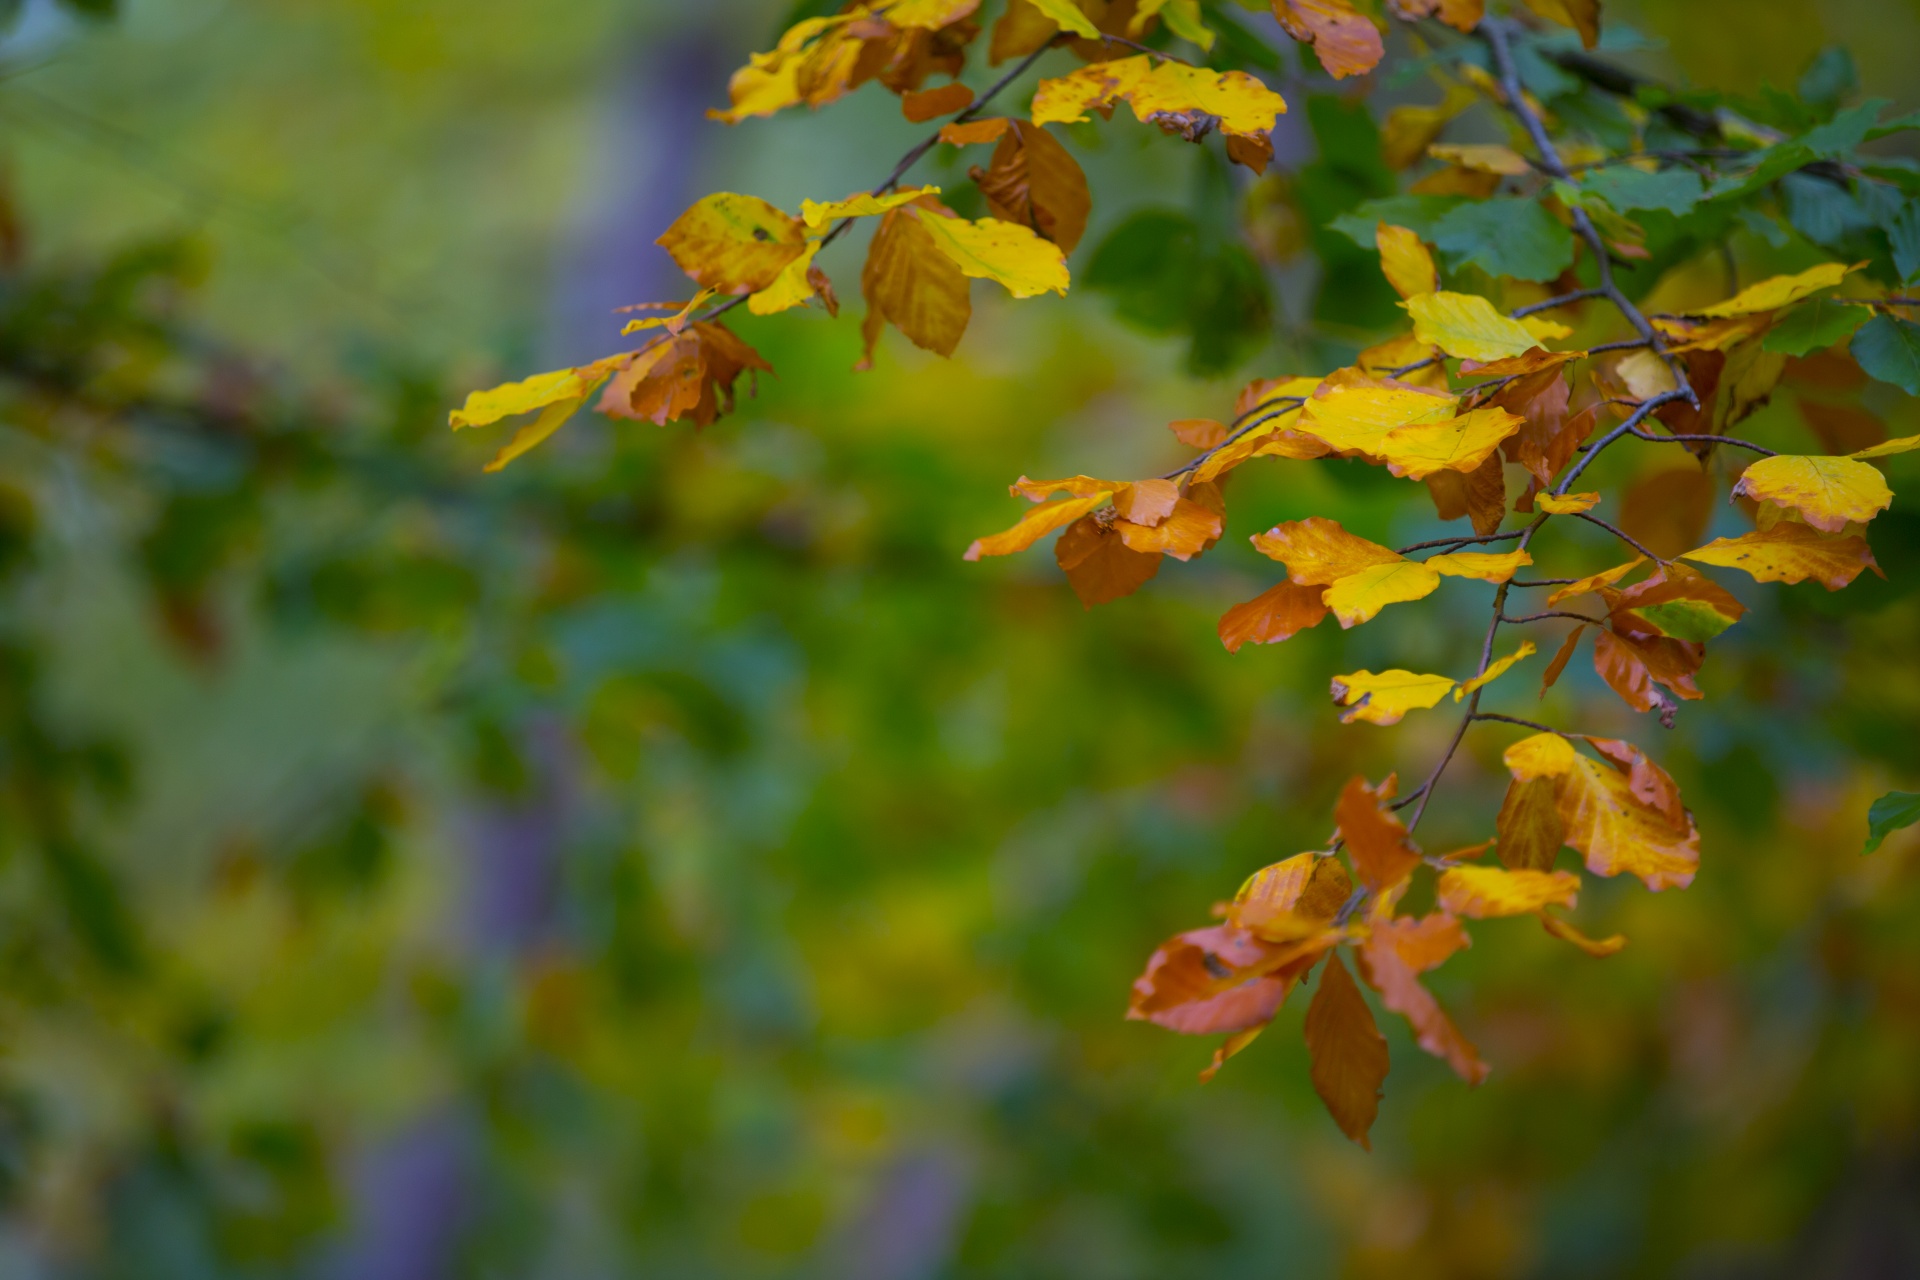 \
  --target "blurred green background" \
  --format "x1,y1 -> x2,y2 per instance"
1,1 -> 1918,1276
